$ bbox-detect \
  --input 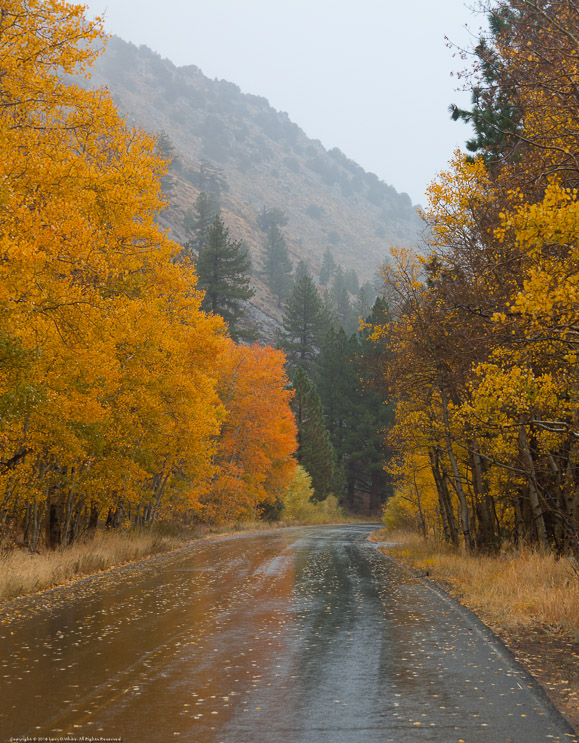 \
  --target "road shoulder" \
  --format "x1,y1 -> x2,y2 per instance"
369,529 -> 579,737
